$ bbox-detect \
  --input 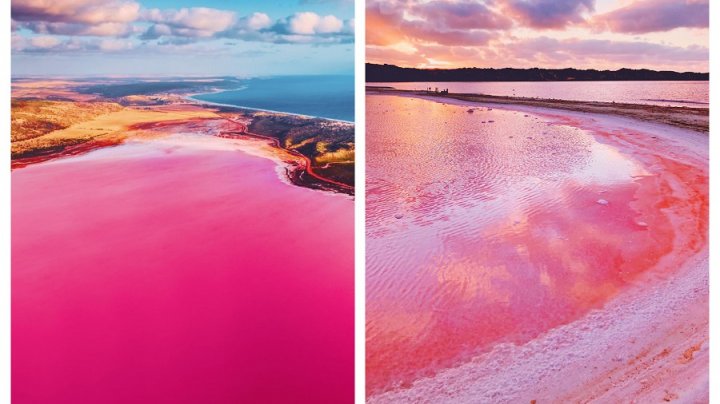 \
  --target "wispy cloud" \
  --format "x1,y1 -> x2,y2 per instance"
591,0 -> 708,34
12,32 -> 135,53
